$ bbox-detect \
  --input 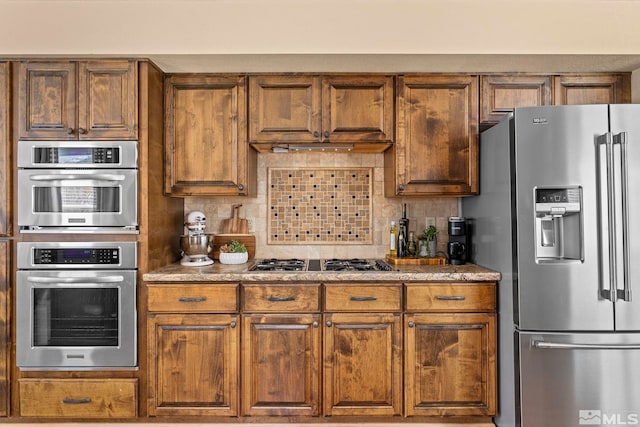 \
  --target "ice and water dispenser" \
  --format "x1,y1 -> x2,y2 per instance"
534,187 -> 583,262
